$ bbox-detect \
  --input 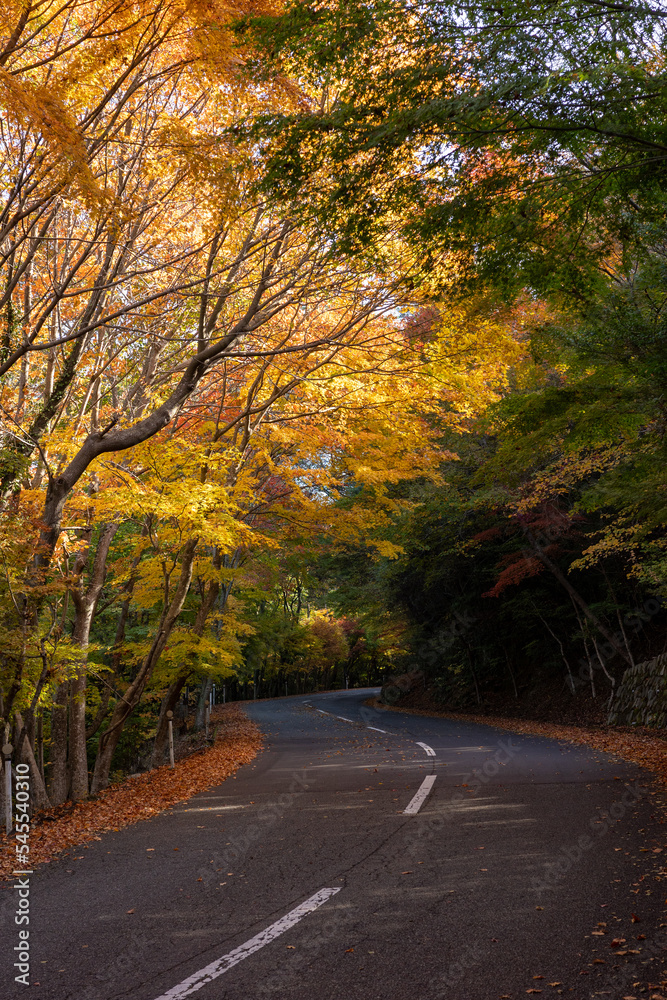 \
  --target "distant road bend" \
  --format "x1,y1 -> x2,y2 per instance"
4,689 -> 667,999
